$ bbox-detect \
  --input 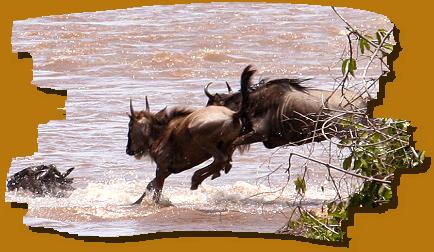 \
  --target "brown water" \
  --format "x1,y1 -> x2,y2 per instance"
7,2 -> 392,237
